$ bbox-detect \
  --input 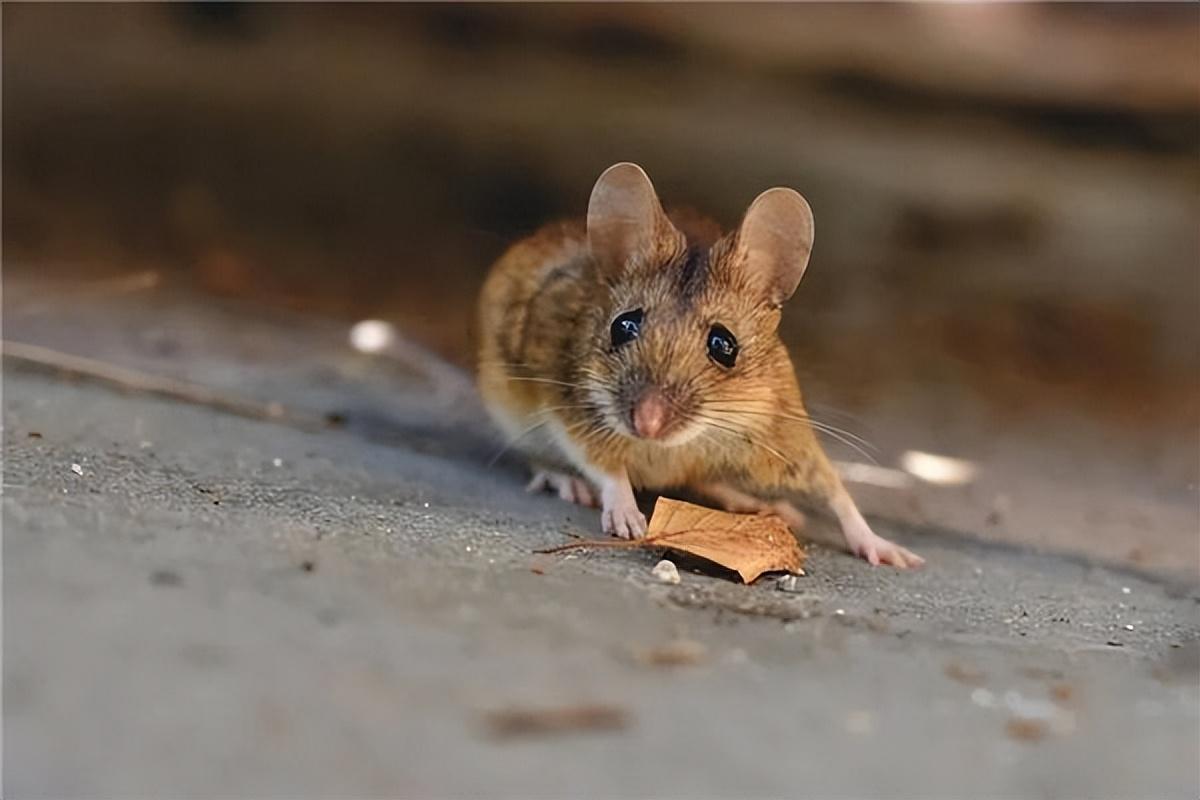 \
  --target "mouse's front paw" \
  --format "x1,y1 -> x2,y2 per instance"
602,501 -> 647,540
